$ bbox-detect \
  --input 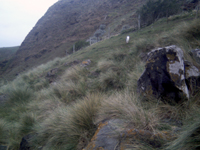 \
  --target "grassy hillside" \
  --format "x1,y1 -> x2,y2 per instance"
2,0 -> 147,81
0,11 -> 200,149
0,46 -> 19,61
